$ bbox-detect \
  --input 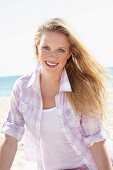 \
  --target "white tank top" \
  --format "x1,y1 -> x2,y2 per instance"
40,107 -> 83,170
